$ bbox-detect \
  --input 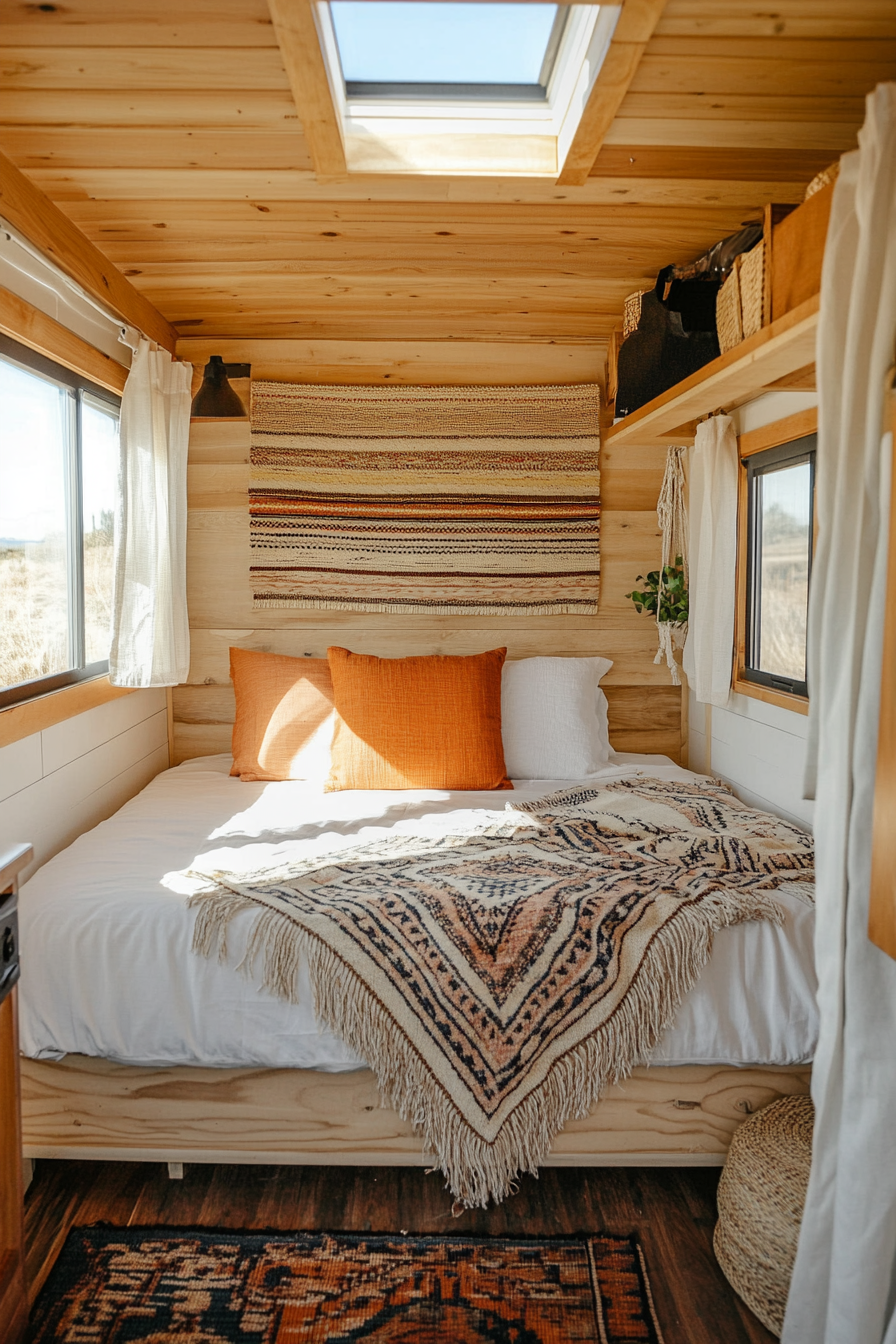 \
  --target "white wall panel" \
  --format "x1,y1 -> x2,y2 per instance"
710,694 -> 813,829
0,734 -> 43,806
40,688 -> 166,775
0,690 -> 169,882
